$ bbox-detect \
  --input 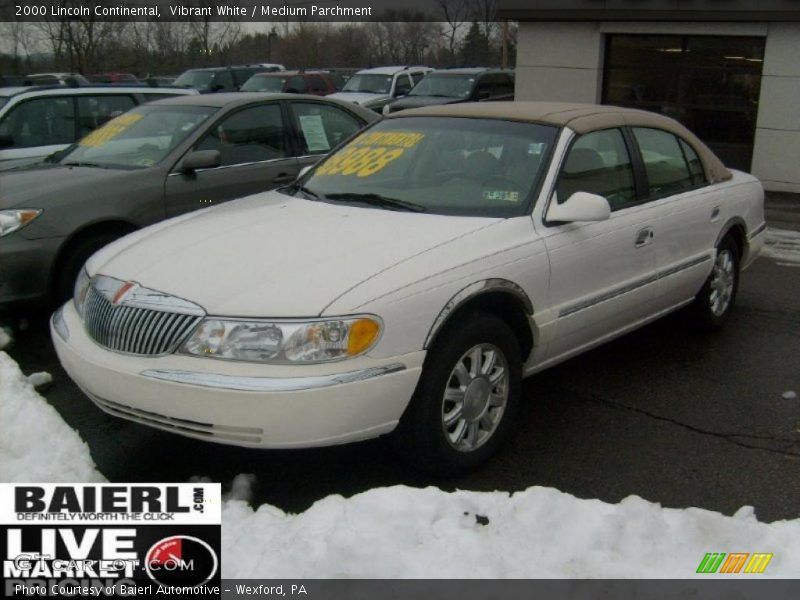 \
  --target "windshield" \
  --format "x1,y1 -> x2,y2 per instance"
292,117 -> 558,218
59,105 -> 216,169
174,70 -> 215,91
410,74 -> 475,98
342,74 -> 393,94
241,76 -> 287,92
